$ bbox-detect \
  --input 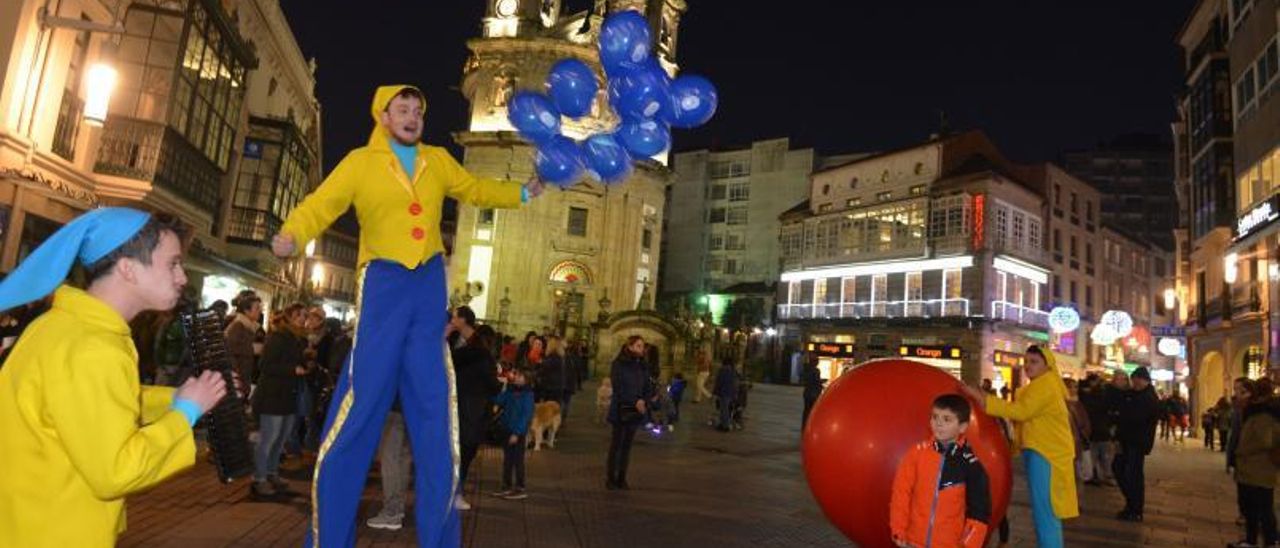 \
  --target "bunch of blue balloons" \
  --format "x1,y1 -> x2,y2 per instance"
507,10 -> 718,187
